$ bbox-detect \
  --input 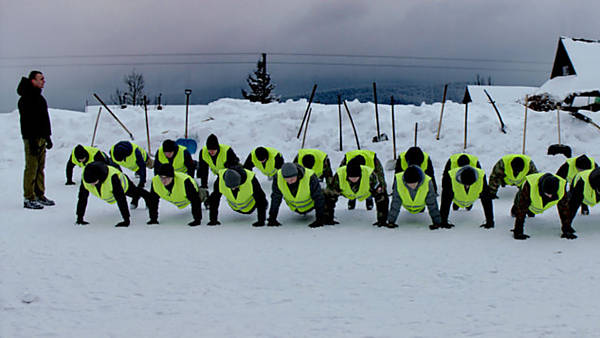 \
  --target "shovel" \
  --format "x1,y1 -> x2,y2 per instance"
547,106 -> 572,158
176,89 -> 198,154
